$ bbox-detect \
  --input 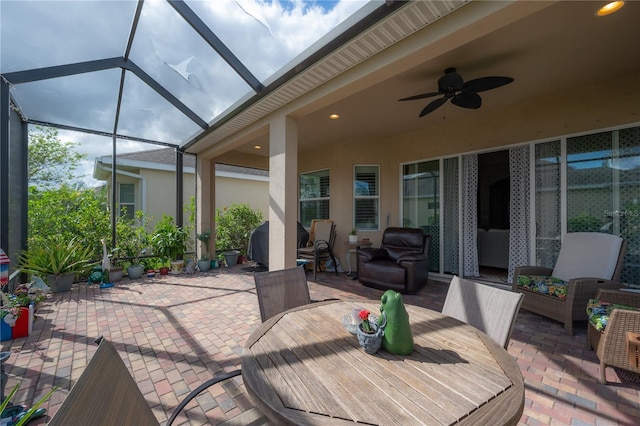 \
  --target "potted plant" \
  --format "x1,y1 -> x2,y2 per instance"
17,236 -> 94,293
349,228 -> 359,243
197,230 -> 212,272
215,204 -> 262,266
151,214 -> 189,274
117,211 -> 152,280
157,257 -> 170,275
